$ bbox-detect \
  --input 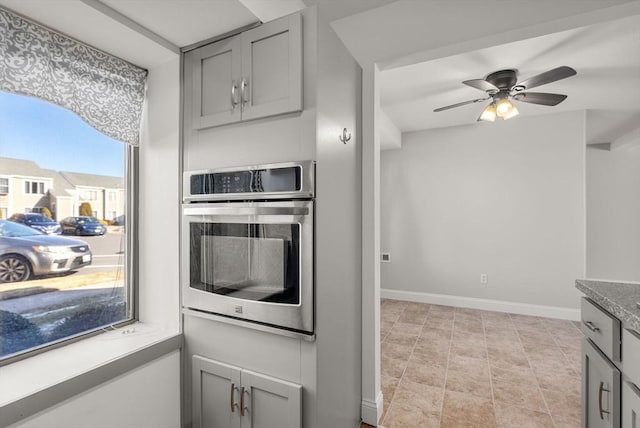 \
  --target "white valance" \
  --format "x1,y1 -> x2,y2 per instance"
0,7 -> 147,146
